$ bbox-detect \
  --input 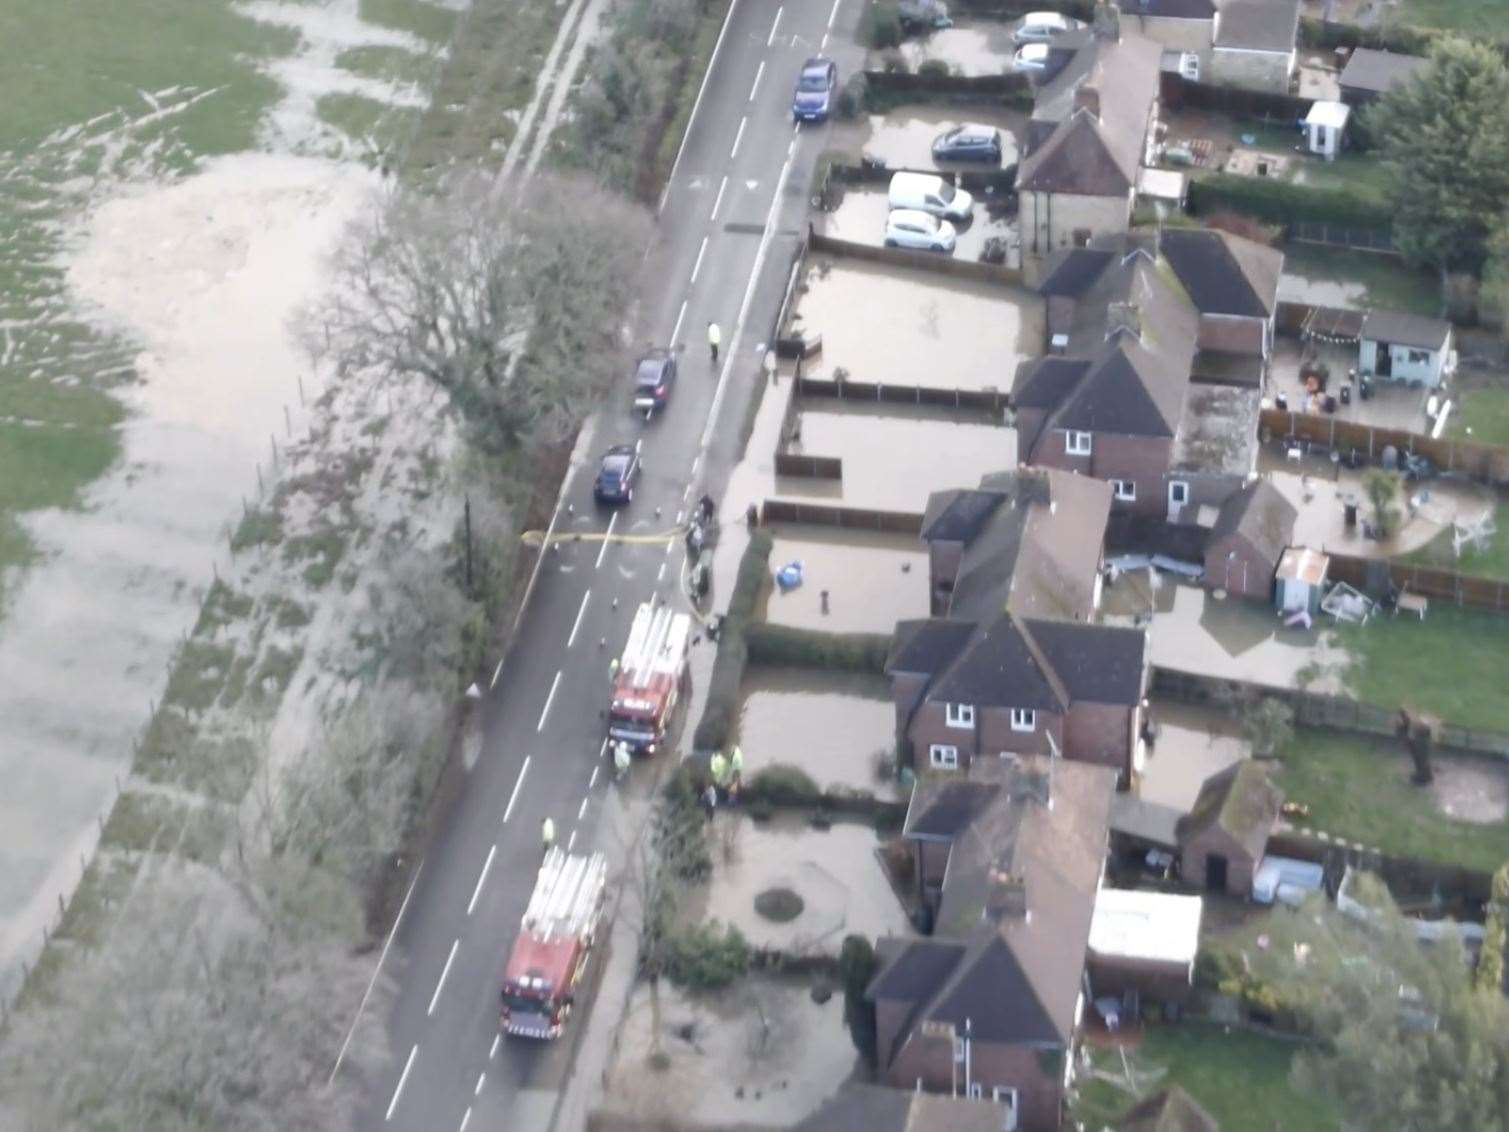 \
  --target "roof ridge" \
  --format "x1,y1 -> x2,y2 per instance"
1009,613 -> 1070,709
